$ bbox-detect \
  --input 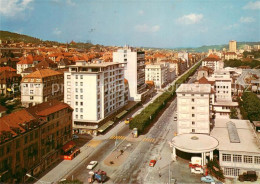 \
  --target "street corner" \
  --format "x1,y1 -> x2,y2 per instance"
86,140 -> 102,148
103,150 -> 130,167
